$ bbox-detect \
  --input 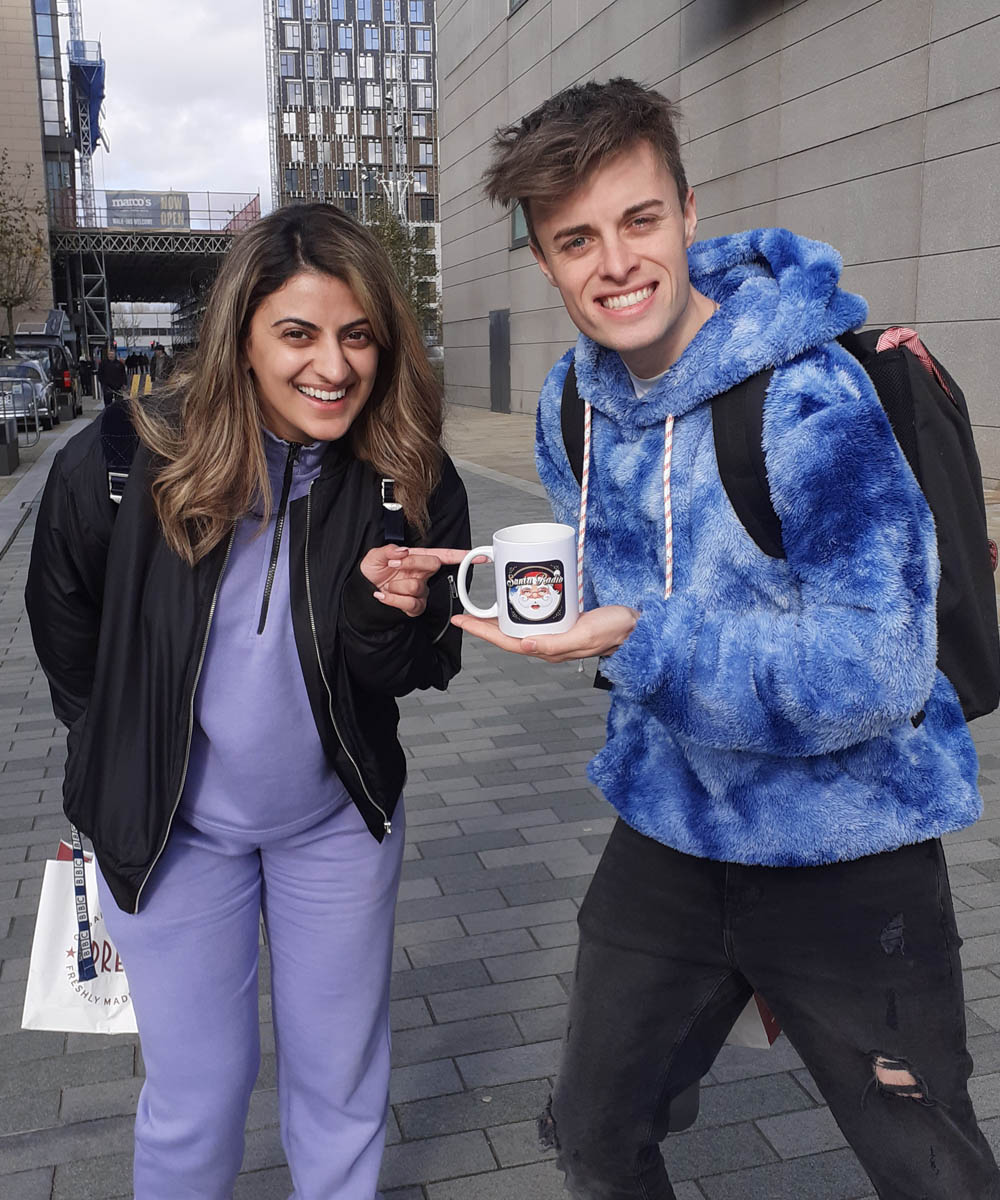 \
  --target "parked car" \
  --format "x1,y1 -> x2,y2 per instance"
0,358 -> 60,430
13,342 -> 82,417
